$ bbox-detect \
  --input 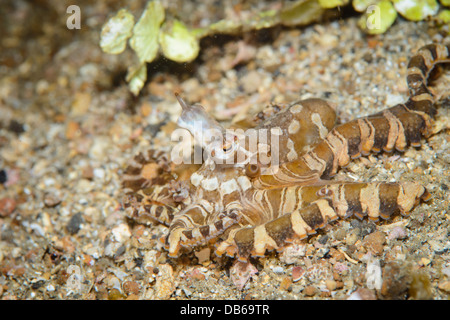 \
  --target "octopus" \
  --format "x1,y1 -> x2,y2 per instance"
122,43 -> 450,263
